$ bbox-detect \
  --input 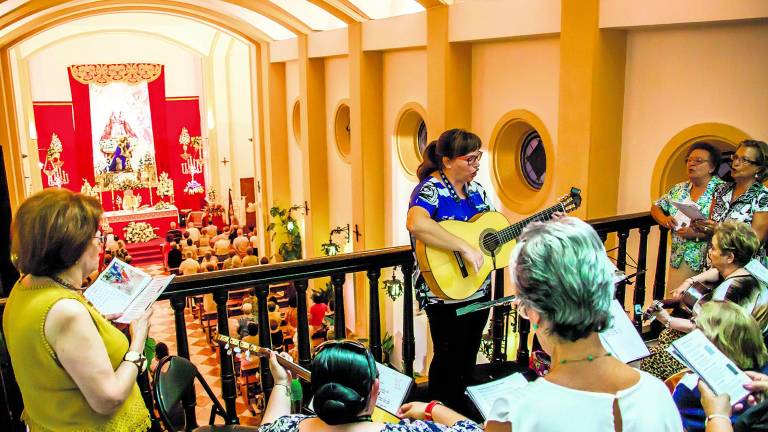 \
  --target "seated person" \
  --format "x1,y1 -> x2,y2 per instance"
214,236 -> 231,261
167,242 -> 183,270
114,240 -> 130,261
241,248 -> 259,267
200,252 -> 218,269
166,221 -> 182,243
239,322 -> 261,415
222,250 -> 242,269
644,220 -> 765,380
150,342 -> 170,377
259,341 -> 478,431
233,229 -> 250,257
236,302 -> 255,339
673,301 -> 768,432
179,251 -> 200,275
260,256 -> 270,265
186,222 -> 201,243
181,238 -> 198,260
269,319 -> 284,352
197,234 -> 212,256
309,292 -> 329,336
482,217 -> 682,431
